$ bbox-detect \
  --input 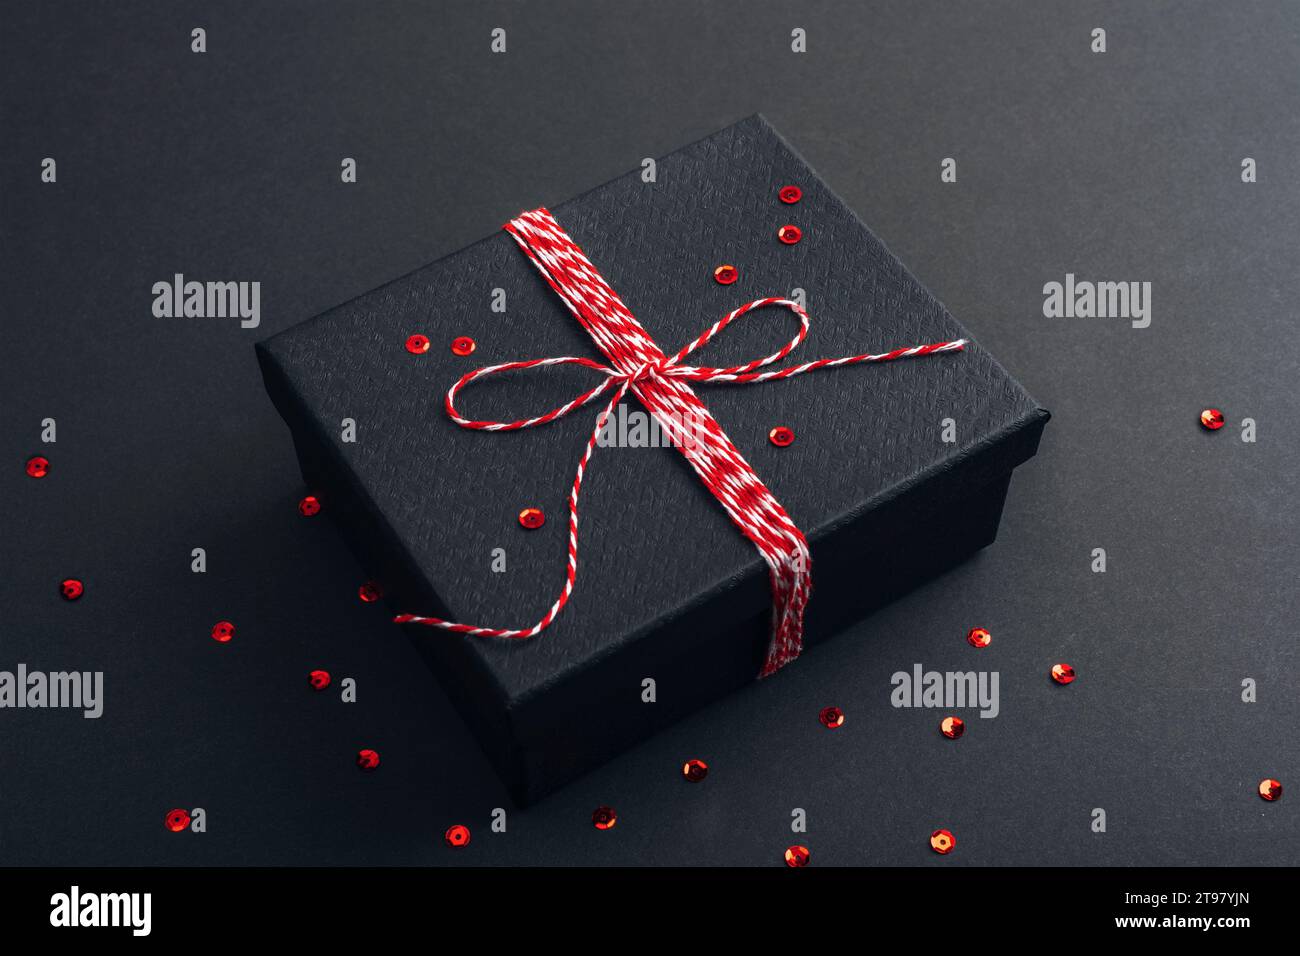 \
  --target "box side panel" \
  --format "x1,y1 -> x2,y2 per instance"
257,343 -> 524,792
